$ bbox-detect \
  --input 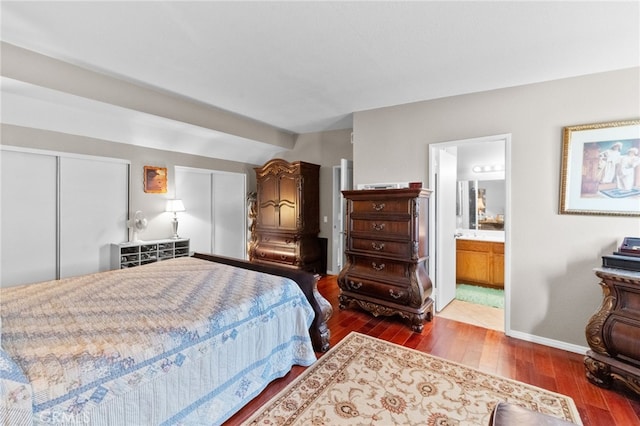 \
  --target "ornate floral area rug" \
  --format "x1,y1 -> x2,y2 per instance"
244,332 -> 582,425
